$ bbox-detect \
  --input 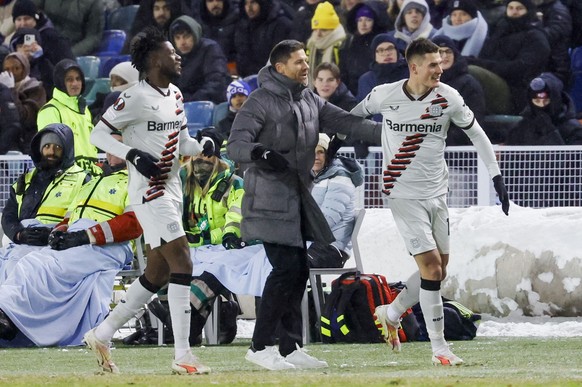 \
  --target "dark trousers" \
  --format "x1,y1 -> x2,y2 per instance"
252,242 -> 309,356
